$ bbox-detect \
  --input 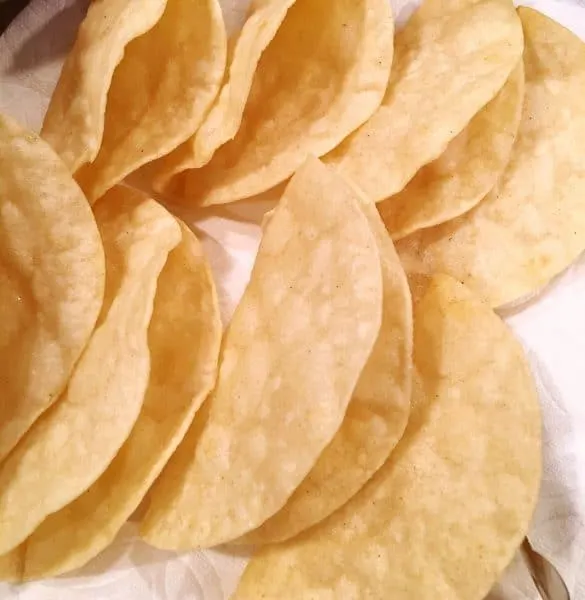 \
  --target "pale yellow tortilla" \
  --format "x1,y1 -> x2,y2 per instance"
380,60 -> 524,240
41,0 -> 167,173
17,223 -> 222,580
76,0 -> 227,202
233,274 -> 541,600
396,8 -> 585,307
176,0 -> 394,206
240,192 -> 412,545
0,115 -> 104,463
142,0 -> 298,187
0,187 -> 180,555
43,0 -> 227,204
140,157 -> 383,549
324,0 -> 524,203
